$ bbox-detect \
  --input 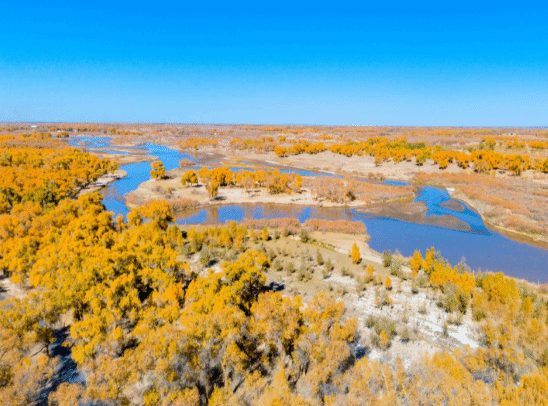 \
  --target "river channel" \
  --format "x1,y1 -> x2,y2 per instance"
71,137 -> 548,283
